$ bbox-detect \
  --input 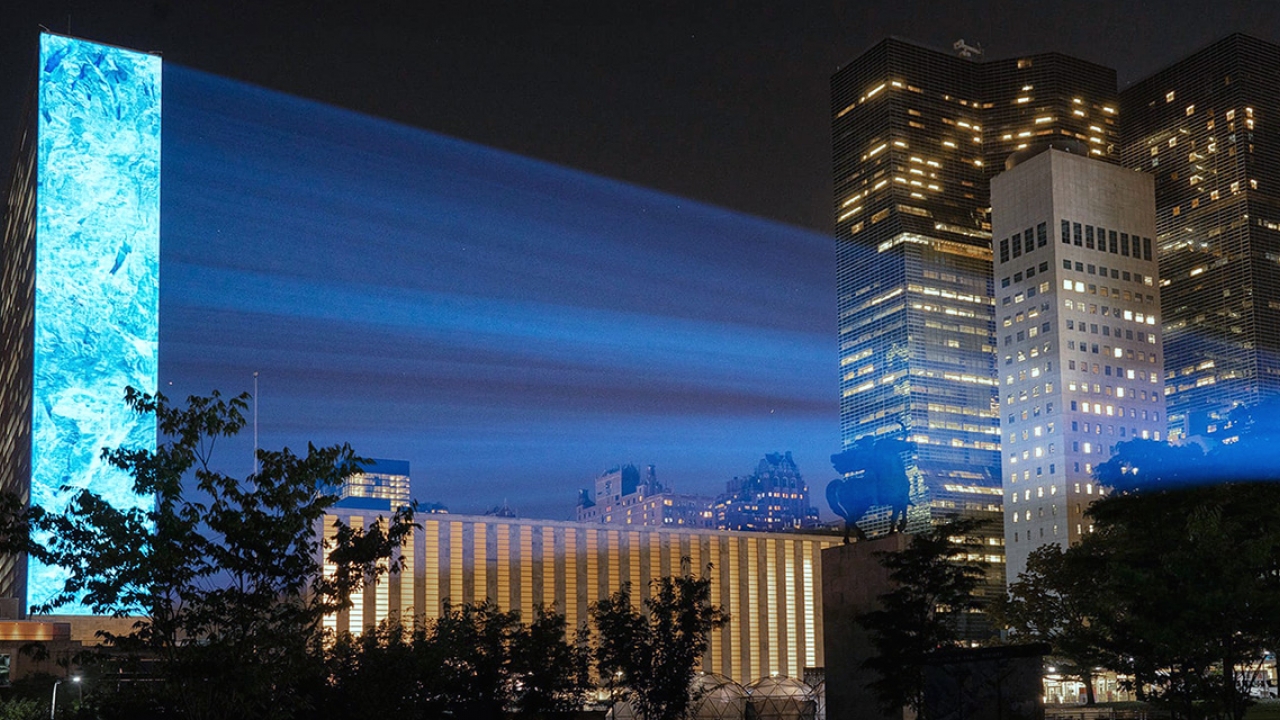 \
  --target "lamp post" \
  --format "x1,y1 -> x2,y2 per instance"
50,676 -> 80,719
